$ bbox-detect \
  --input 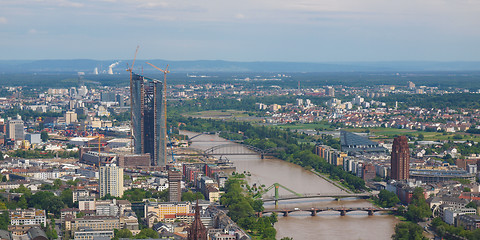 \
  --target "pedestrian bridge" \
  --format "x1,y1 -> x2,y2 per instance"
261,192 -> 373,202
